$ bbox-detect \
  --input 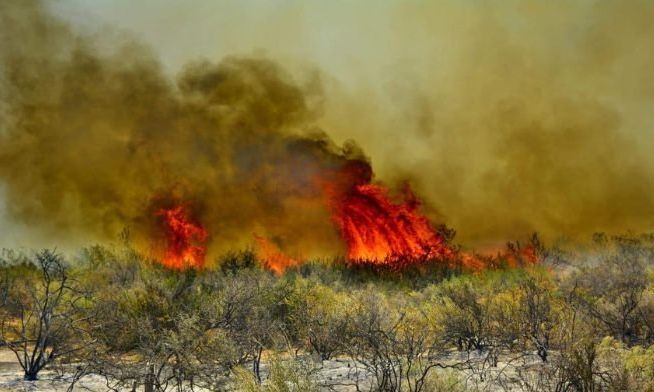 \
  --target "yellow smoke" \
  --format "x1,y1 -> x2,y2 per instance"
1,0 -> 654,252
